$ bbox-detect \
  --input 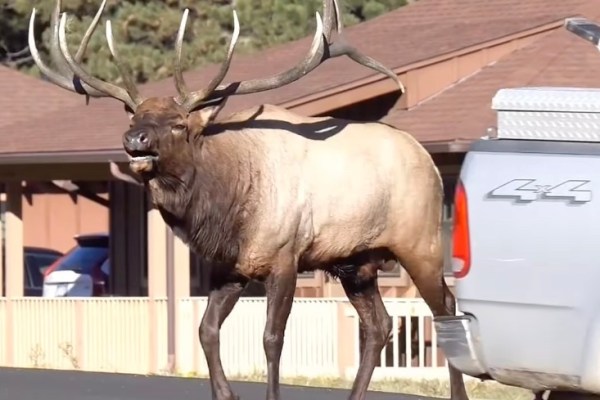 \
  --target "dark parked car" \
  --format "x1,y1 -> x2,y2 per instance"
1,246 -> 64,296
43,233 -> 110,297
